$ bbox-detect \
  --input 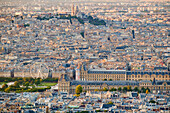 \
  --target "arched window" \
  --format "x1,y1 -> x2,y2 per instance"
138,75 -> 140,78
